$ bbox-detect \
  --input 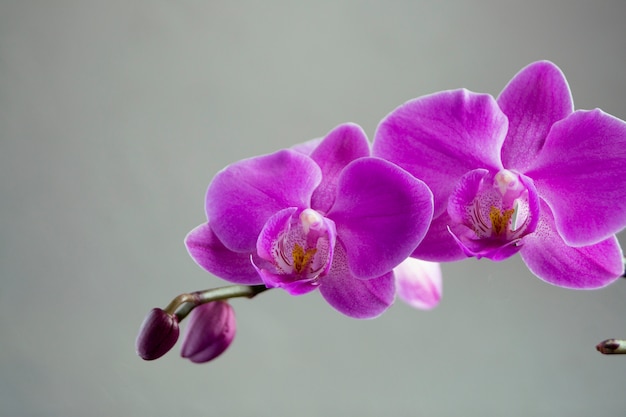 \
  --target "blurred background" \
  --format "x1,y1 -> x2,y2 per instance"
2,1 -> 626,416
